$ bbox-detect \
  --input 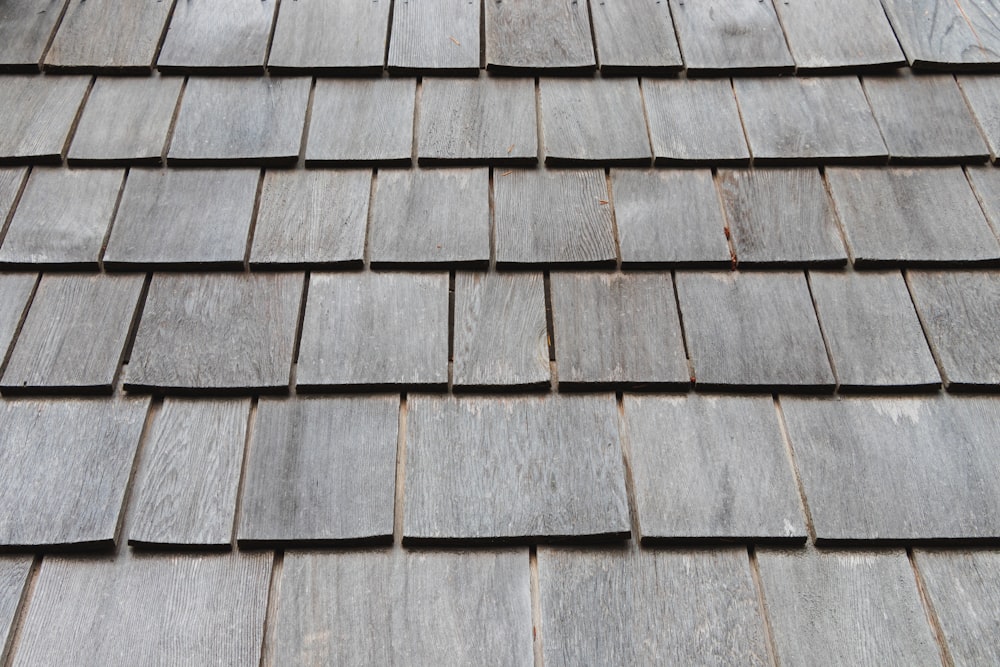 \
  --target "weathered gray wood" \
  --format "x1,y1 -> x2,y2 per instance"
717,169 -> 847,266
417,76 -> 537,164
297,273 -> 448,389
126,273 -> 303,393
388,0 -> 480,73
967,164 -> 1000,236
453,272 -> 549,388
1,274 -> 143,393
14,550 -> 270,665
45,0 -> 171,71
589,0 -> 682,72
0,0 -> 66,71
0,168 -> 27,224
237,396 -> 397,546
370,168 -> 488,267
0,557 -> 31,655
734,77 -> 888,164
0,274 -> 36,369
643,78 -> 750,165
0,168 -> 122,267
168,77 -> 310,166
306,79 -> 415,165
757,547 -> 940,666
550,272 -> 688,388
625,395 -> 805,543
493,169 -> 617,266
129,398 -> 250,547
958,0 -> 1000,58
881,0 -> 999,69
959,76 -> 1000,160
103,168 -> 258,269
268,0 -> 389,73
907,270 -> 1000,389
157,0 -> 276,73
809,271 -> 941,390
274,550 -> 532,665
826,167 -> 1000,265
538,546 -> 769,666
669,0 -> 794,74
0,397 -> 148,550
864,72 -> 990,162
404,395 -> 630,544
249,169 -> 370,268
540,77 -> 651,165
782,396 -> 1000,542
0,75 -> 89,163
485,0 -> 595,71
675,271 -> 834,390
773,0 -> 905,71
